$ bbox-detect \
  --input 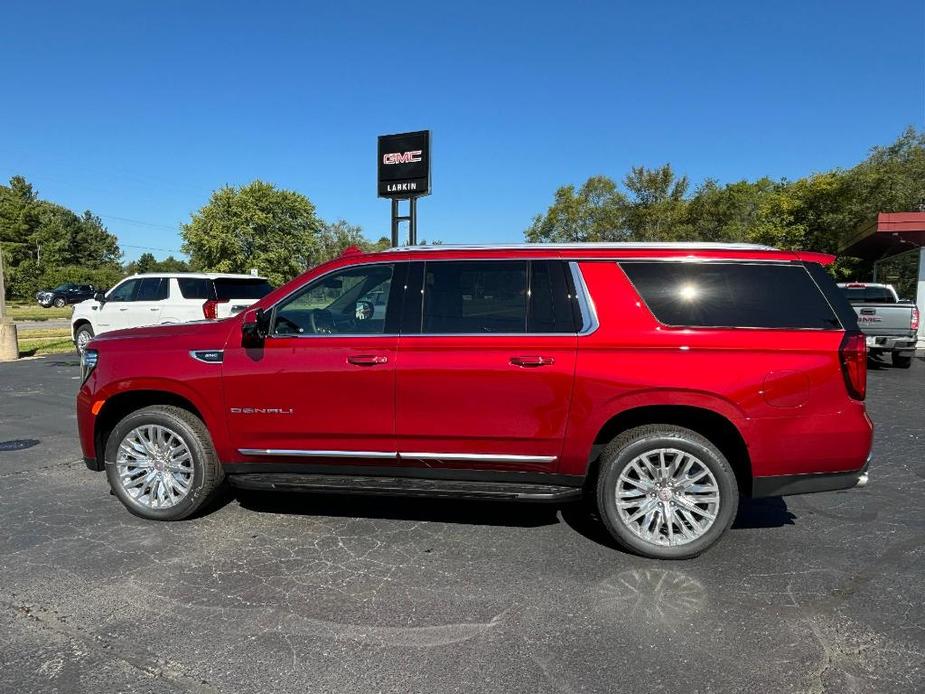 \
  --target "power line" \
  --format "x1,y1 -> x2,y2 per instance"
98,214 -> 179,231
121,244 -> 184,254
